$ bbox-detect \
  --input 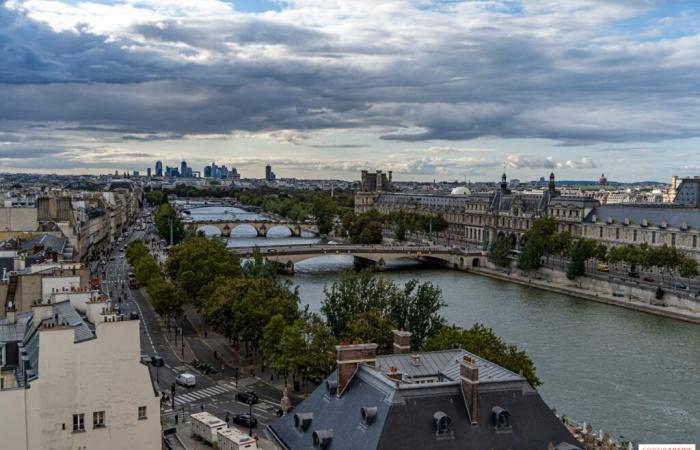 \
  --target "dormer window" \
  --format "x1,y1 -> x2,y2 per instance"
491,407 -> 512,432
